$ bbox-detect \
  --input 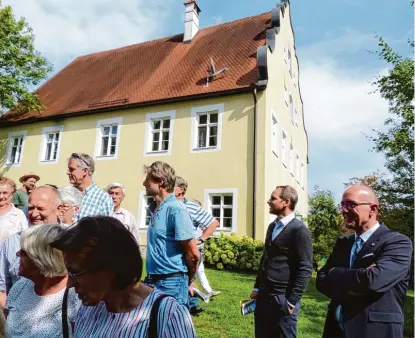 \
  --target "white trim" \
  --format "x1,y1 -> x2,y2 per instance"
138,191 -> 153,229
39,125 -> 64,165
295,151 -> 301,183
289,142 -> 294,177
300,161 -> 305,189
284,86 -> 288,107
270,109 -> 279,157
94,117 -> 123,160
203,188 -> 238,232
5,130 -> 27,167
281,129 -> 287,169
190,103 -> 224,153
143,110 -> 175,157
